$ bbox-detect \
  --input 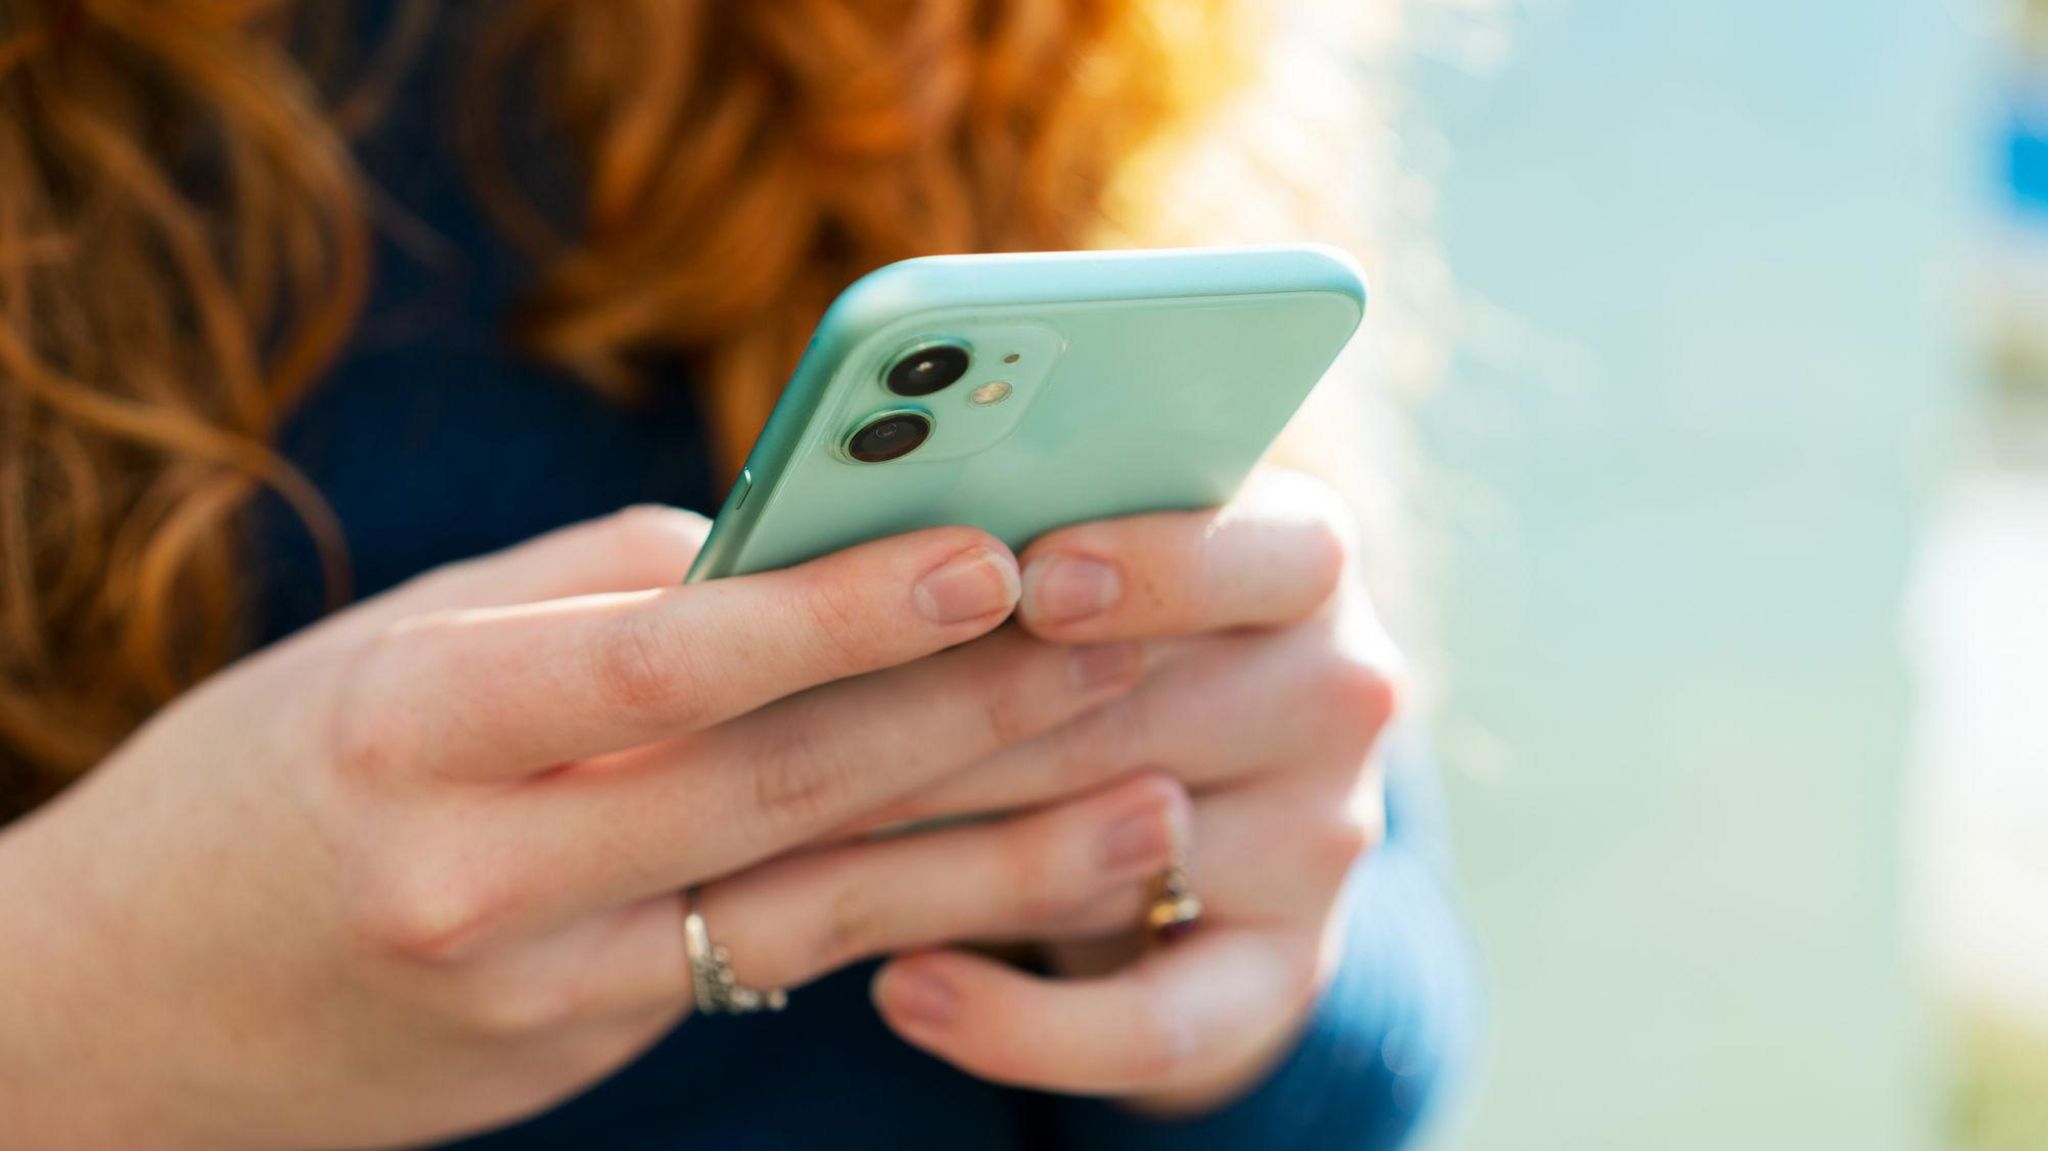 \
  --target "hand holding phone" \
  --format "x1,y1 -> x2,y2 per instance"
684,244 -> 1419,1117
